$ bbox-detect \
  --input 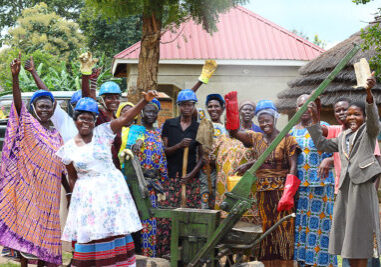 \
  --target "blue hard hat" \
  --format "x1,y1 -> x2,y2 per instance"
255,100 -> 277,115
70,90 -> 82,104
74,97 -> 99,115
206,93 -> 225,106
30,90 -> 54,109
99,81 -> 121,96
177,89 -> 197,104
